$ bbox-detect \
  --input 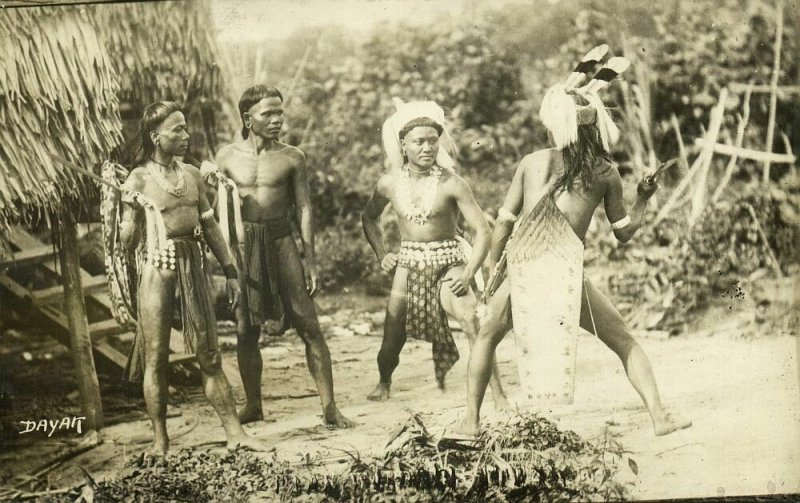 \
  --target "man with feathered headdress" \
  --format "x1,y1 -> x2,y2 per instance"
361,99 -> 508,406
458,47 -> 692,438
